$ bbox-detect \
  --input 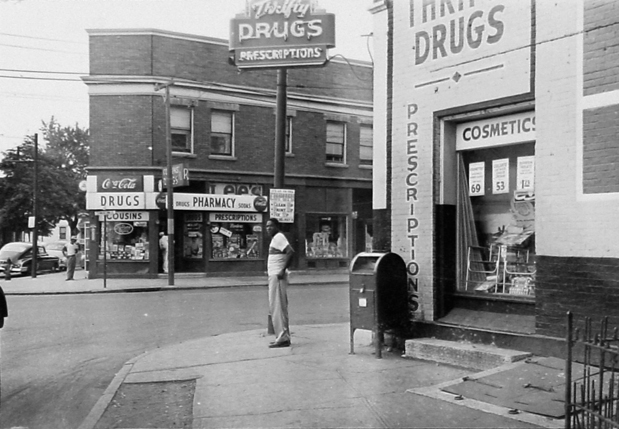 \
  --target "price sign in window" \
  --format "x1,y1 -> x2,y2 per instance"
492,158 -> 509,195
517,156 -> 535,190
469,162 -> 485,196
